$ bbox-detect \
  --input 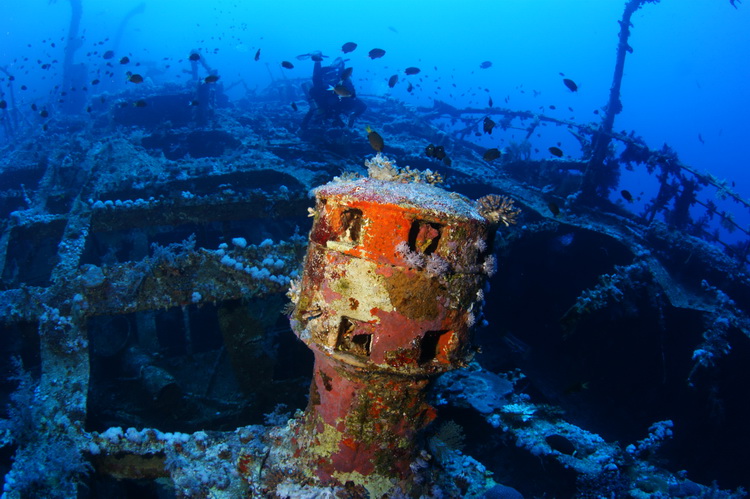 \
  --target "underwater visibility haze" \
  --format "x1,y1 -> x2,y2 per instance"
0,0 -> 749,497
